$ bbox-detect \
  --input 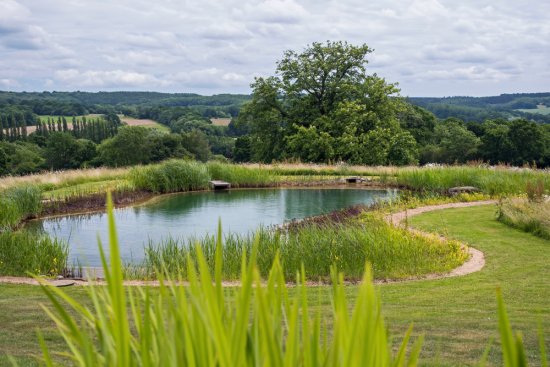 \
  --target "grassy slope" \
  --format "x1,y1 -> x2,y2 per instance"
0,205 -> 548,365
